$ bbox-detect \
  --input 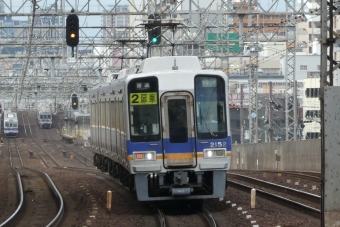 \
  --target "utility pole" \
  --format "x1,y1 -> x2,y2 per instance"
264,103 -> 268,142
246,44 -> 261,143
320,0 -> 340,225
240,84 -> 244,144
268,82 -> 273,142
